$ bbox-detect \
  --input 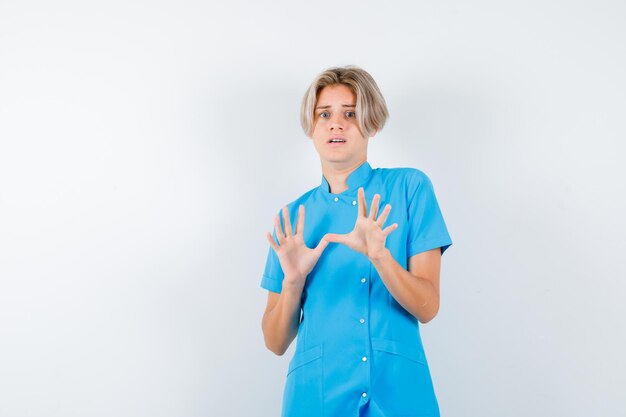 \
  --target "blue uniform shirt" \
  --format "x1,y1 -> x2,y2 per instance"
261,161 -> 453,417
